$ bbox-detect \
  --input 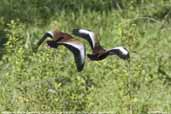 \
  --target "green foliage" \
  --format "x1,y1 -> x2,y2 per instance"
0,0 -> 113,24
0,0 -> 171,113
